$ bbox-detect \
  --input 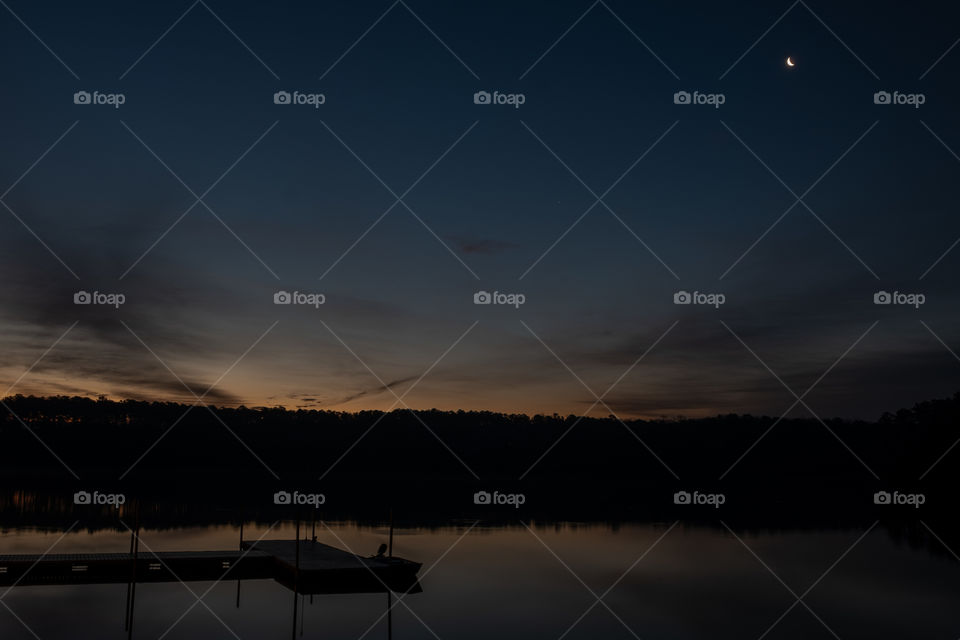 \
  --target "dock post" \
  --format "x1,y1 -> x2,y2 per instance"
236,519 -> 243,608
123,501 -> 133,631
295,516 -> 301,565
291,586 -> 298,640
294,514 -> 301,592
125,499 -> 140,631
388,509 -> 394,558
292,512 -> 301,640
387,591 -> 393,640
127,500 -> 141,640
